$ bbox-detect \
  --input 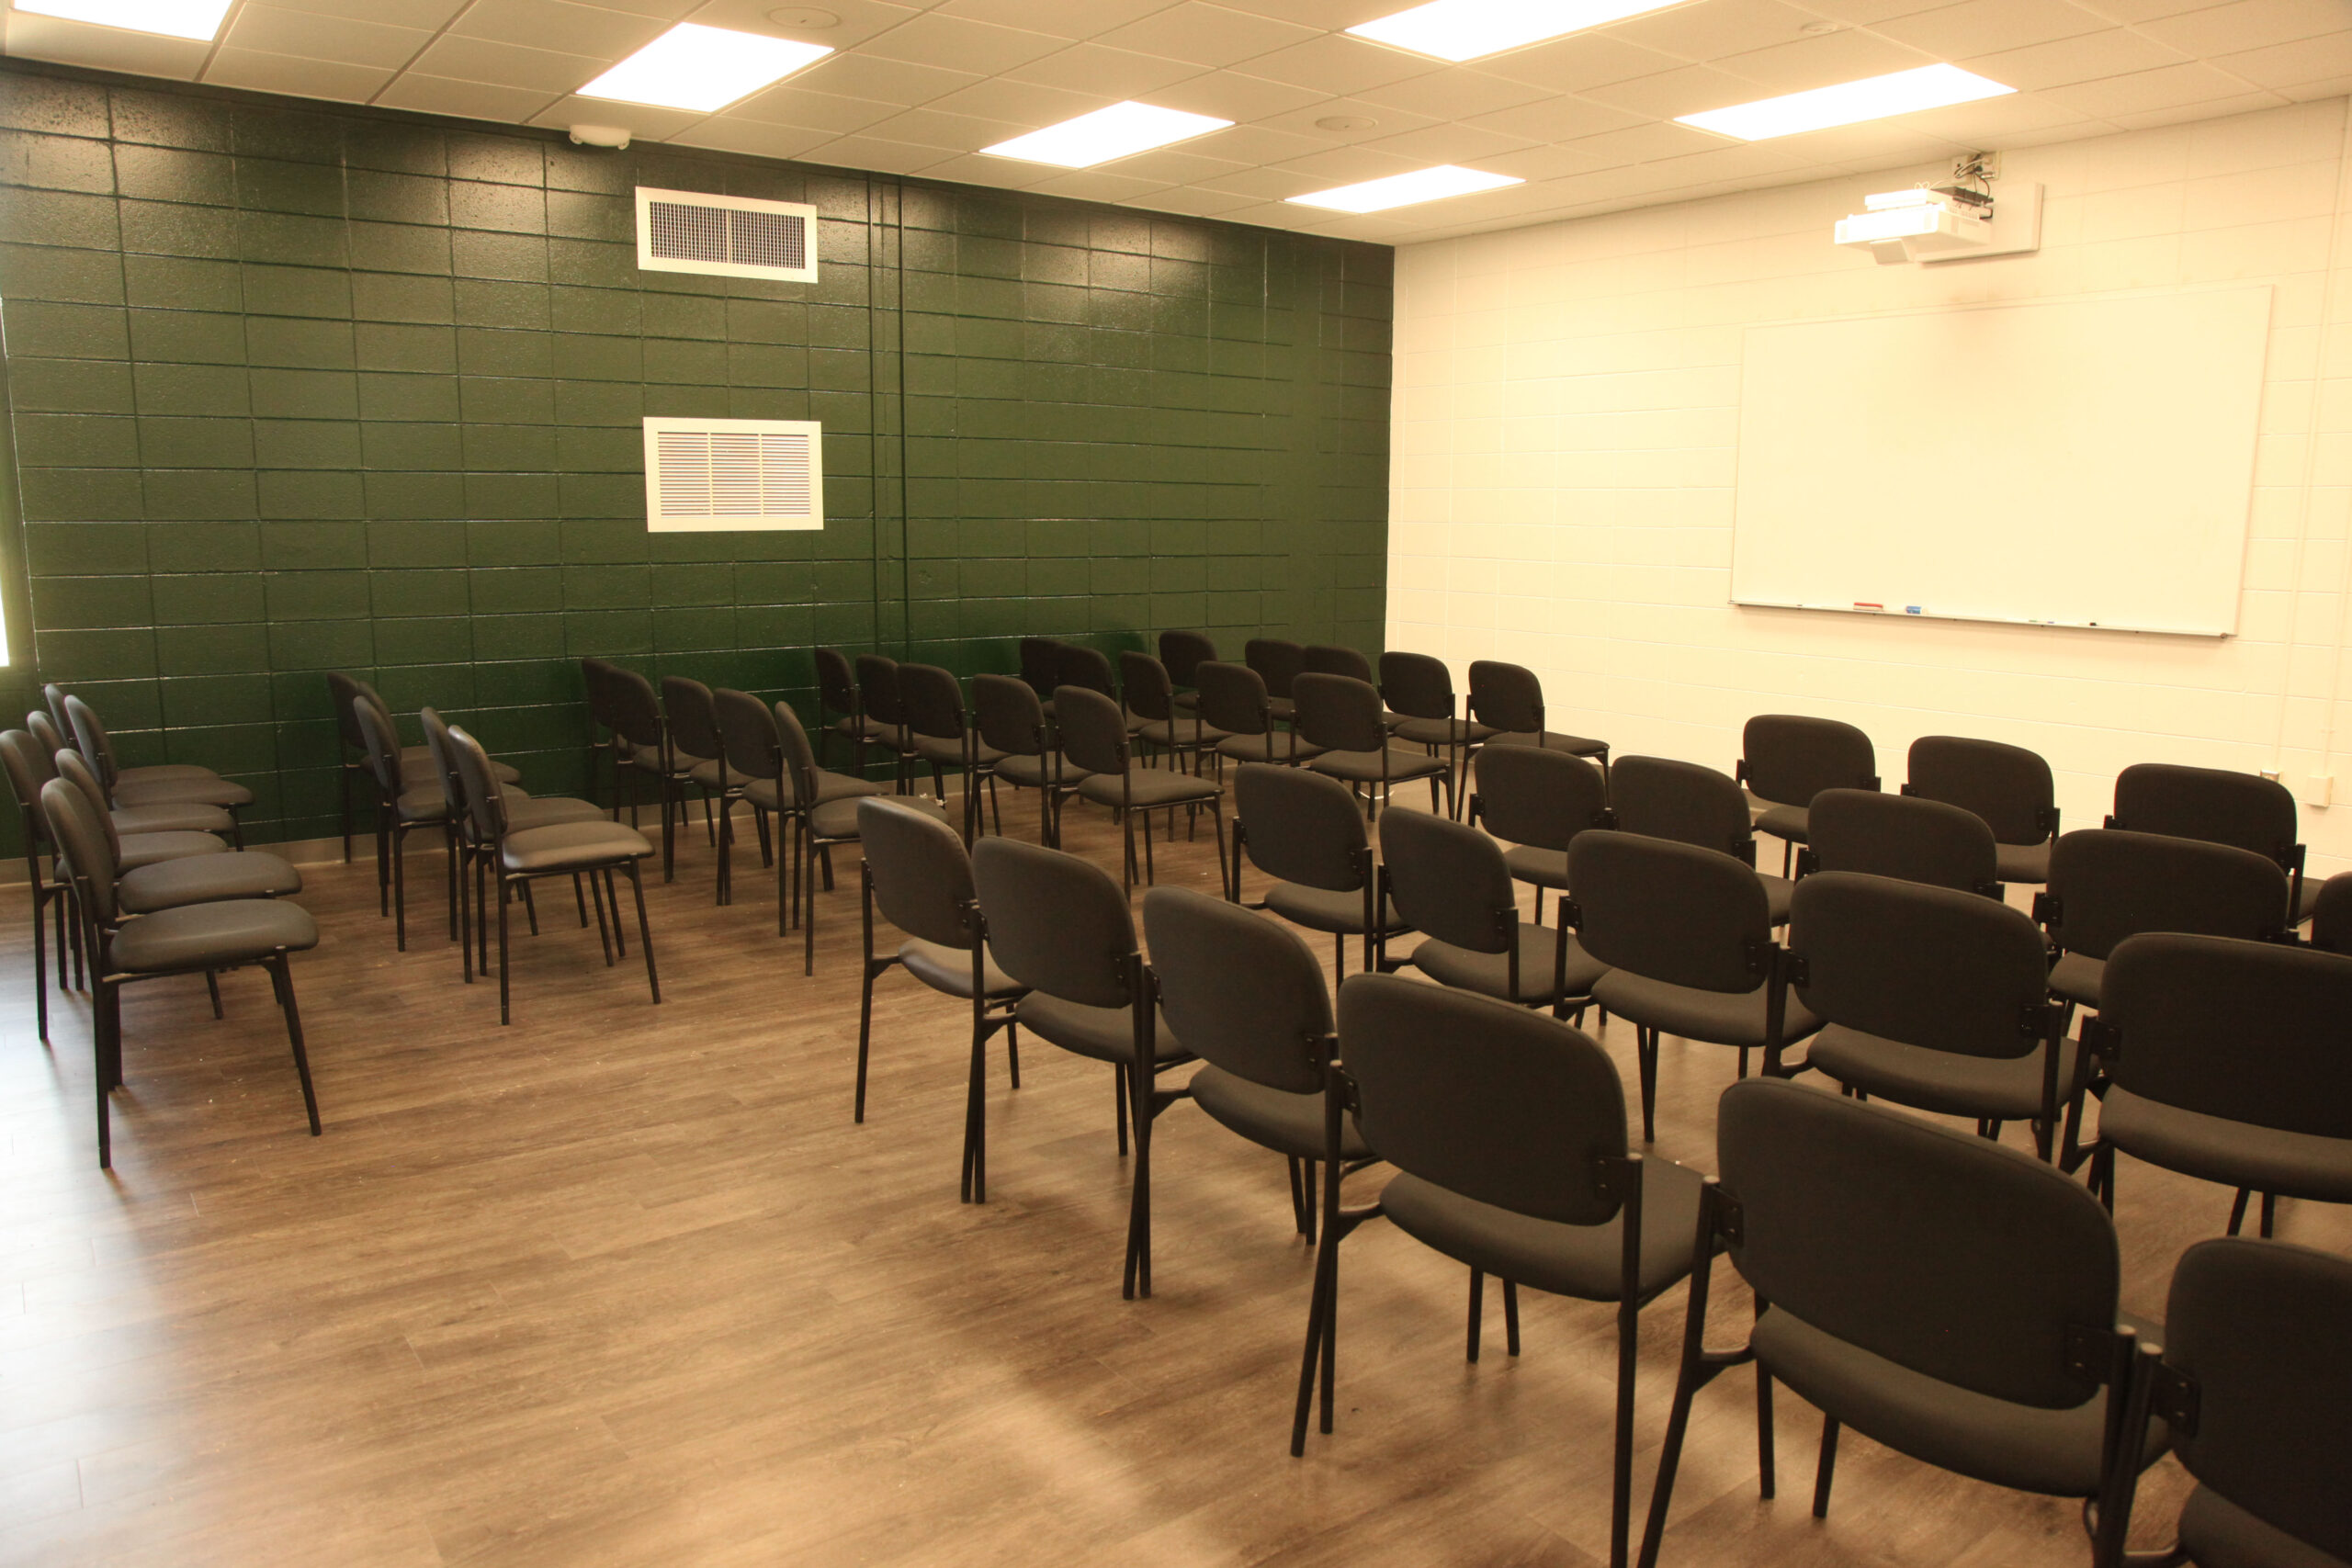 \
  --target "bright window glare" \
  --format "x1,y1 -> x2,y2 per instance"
1287,165 -> 1522,214
14,0 -> 231,40
1678,64 -> 2014,141
579,24 -> 832,114
1348,0 -> 1688,62
982,103 -> 1234,168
